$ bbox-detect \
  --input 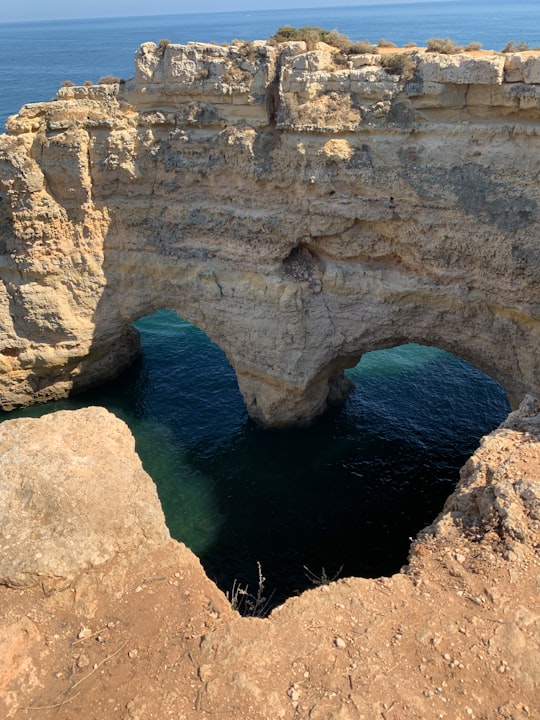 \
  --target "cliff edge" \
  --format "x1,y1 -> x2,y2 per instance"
0,399 -> 538,718
0,41 -> 539,425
